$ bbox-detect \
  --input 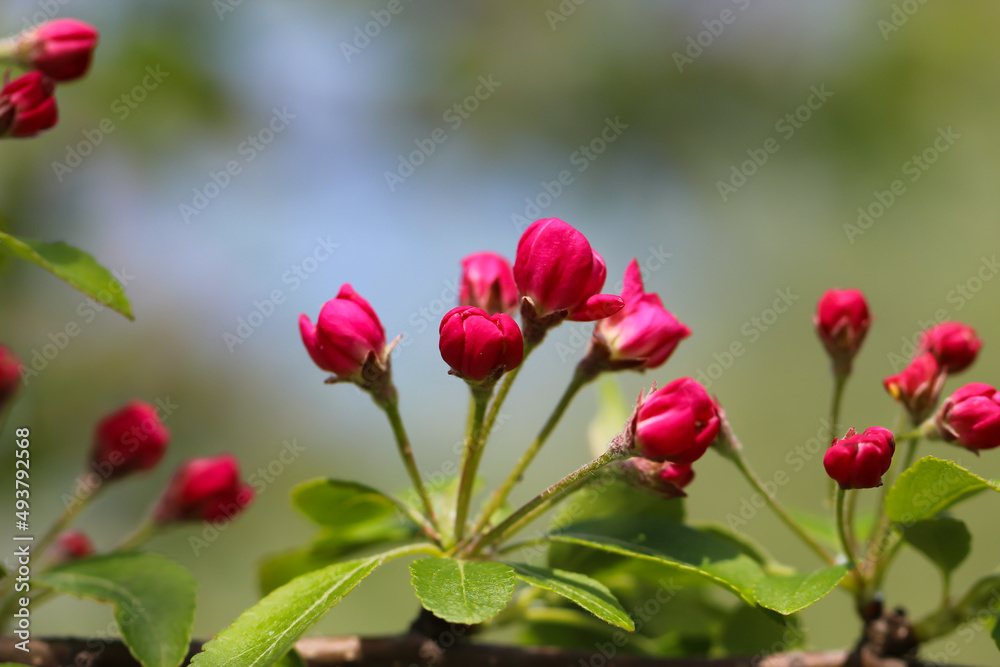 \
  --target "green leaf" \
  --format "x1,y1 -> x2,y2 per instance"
992,616 -> 1000,654
886,457 -> 1000,524
35,553 -> 195,667
272,649 -> 305,667
192,555 -> 384,667
549,517 -> 765,605
0,232 -> 133,320
509,563 -> 634,631
752,565 -> 850,615
900,518 -> 971,575
409,557 -> 516,624
290,479 -> 410,534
